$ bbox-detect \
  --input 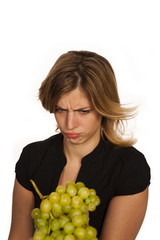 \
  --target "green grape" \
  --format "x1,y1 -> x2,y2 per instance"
49,192 -> 60,203
72,215 -> 84,227
63,222 -> 75,234
89,196 -> 97,204
52,211 -> 63,218
82,214 -> 89,225
78,187 -> 90,200
85,198 -> 91,205
87,195 -> 100,210
60,193 -> 71,206
40,199 -> 52,214
56,185 -> 66,194
51,219 -> 61,231
66,181 -> 76,188
33,230 -> 46,240
51,229 -> 62,238
66,185 -> 77,197
55,233 -> 65,240
88,203 -> 96,212
62,205 -> 72,214
89,189 -> 96,196
32,208 -> 41,219
71,196 -> 83,209
76,182 -> 85,190
59,216 -> 70,228
86,226 -> 97,239
74,227 -> 87,239
35,218 -> 47,229
52,202 -> 62,214
45,236 -> 55,240
80,203 -> 88,213
69,208 -> 82,218
41,212 -> 50,220
94,196 -> 100,206
64,234 -> 76,240
39,225 -> 48,234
